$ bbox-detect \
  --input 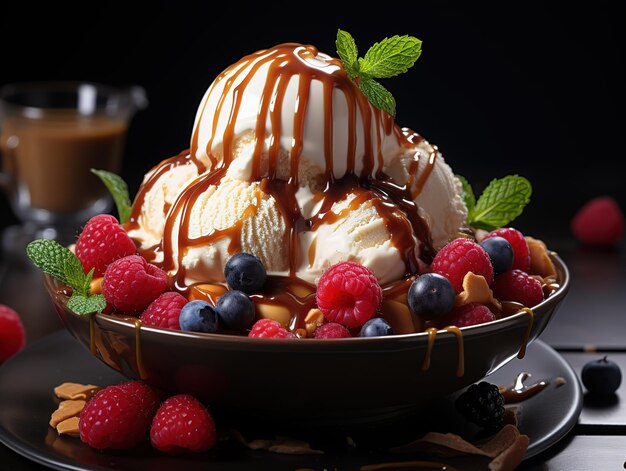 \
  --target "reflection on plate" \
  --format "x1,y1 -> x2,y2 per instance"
0,331 -> 581,470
